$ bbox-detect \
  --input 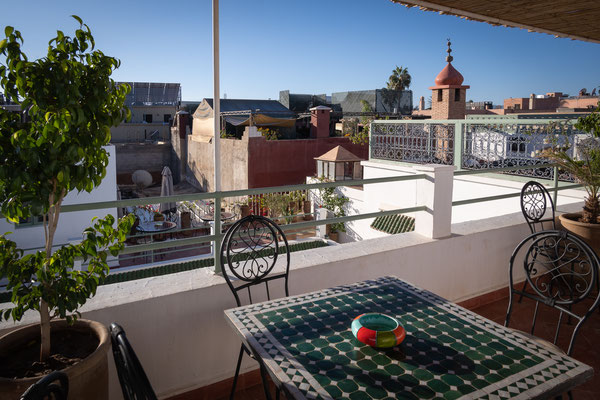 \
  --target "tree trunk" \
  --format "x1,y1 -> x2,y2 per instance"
40,186 -> 65,361
583,196 -> 599,223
